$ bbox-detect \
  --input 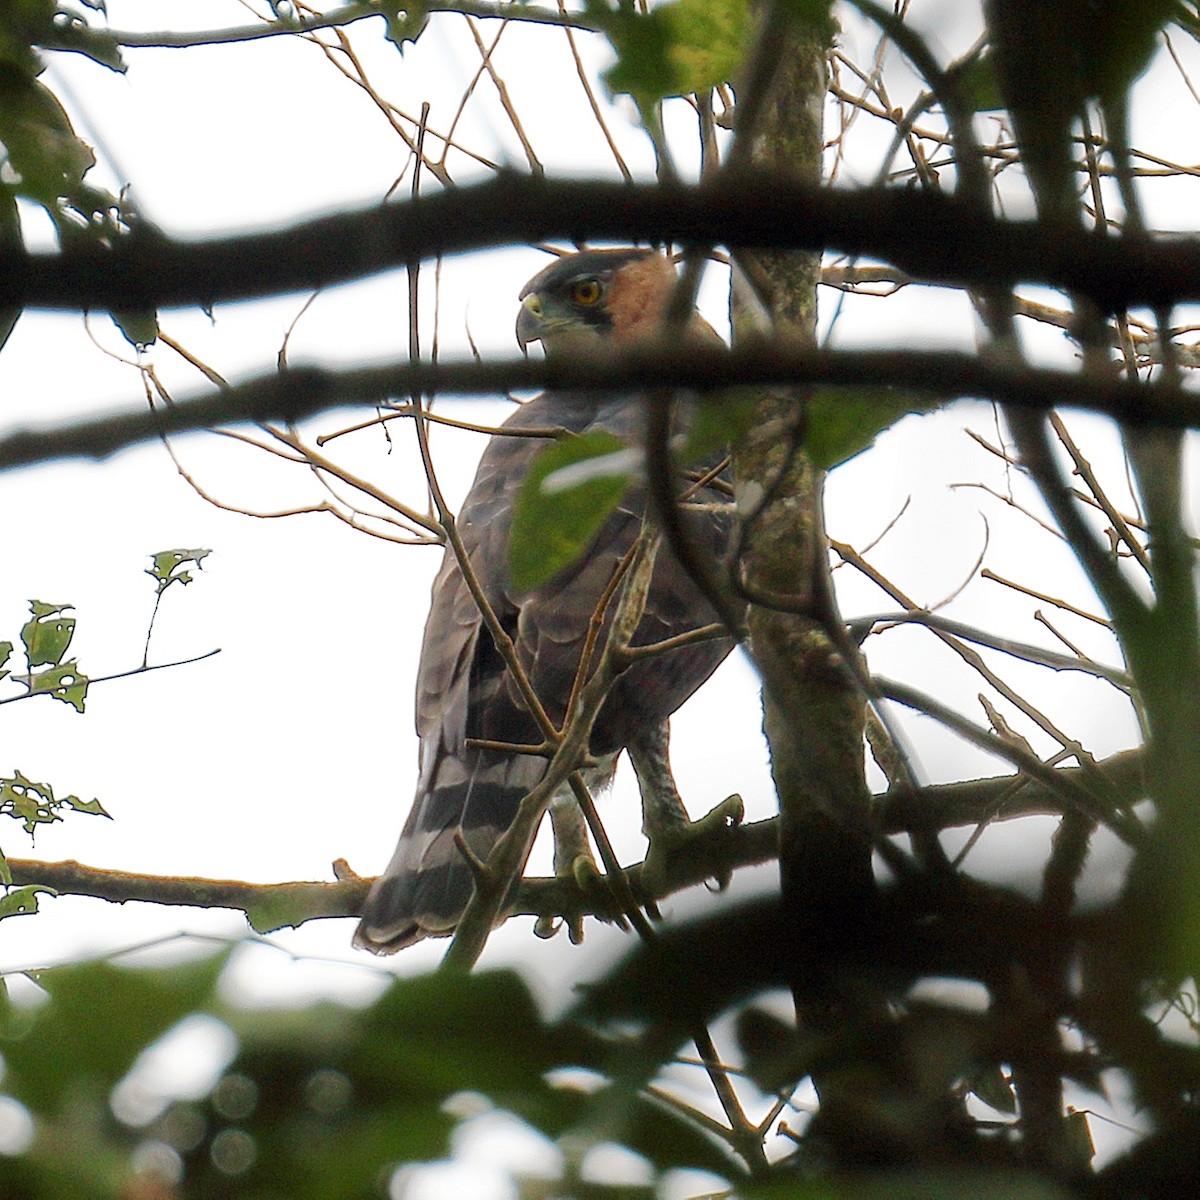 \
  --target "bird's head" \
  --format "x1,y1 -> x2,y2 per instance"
516,247 -> 679,355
